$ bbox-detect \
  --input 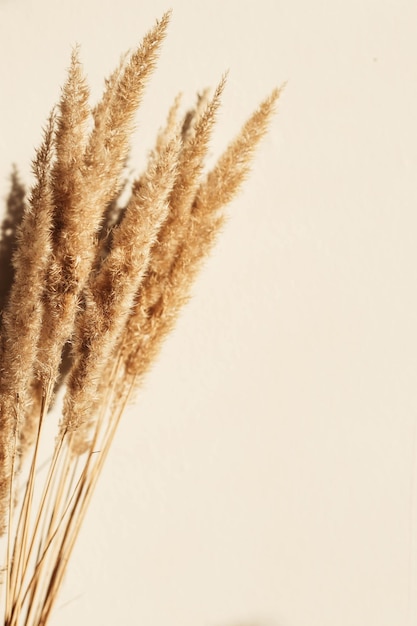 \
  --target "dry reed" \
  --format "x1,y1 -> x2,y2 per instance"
0,12 -> 282,625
